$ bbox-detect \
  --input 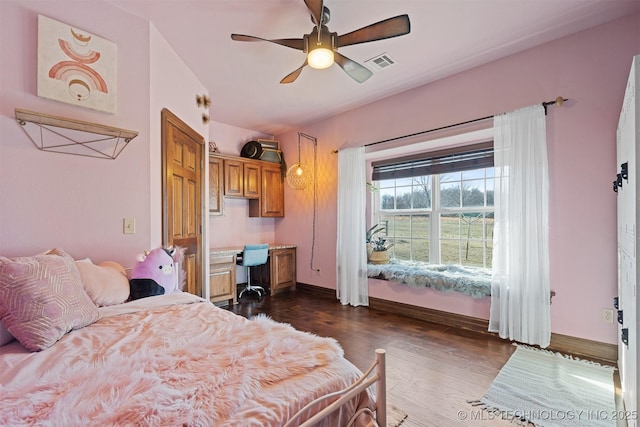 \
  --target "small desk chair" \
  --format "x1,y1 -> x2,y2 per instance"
236,244 -> 269,299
